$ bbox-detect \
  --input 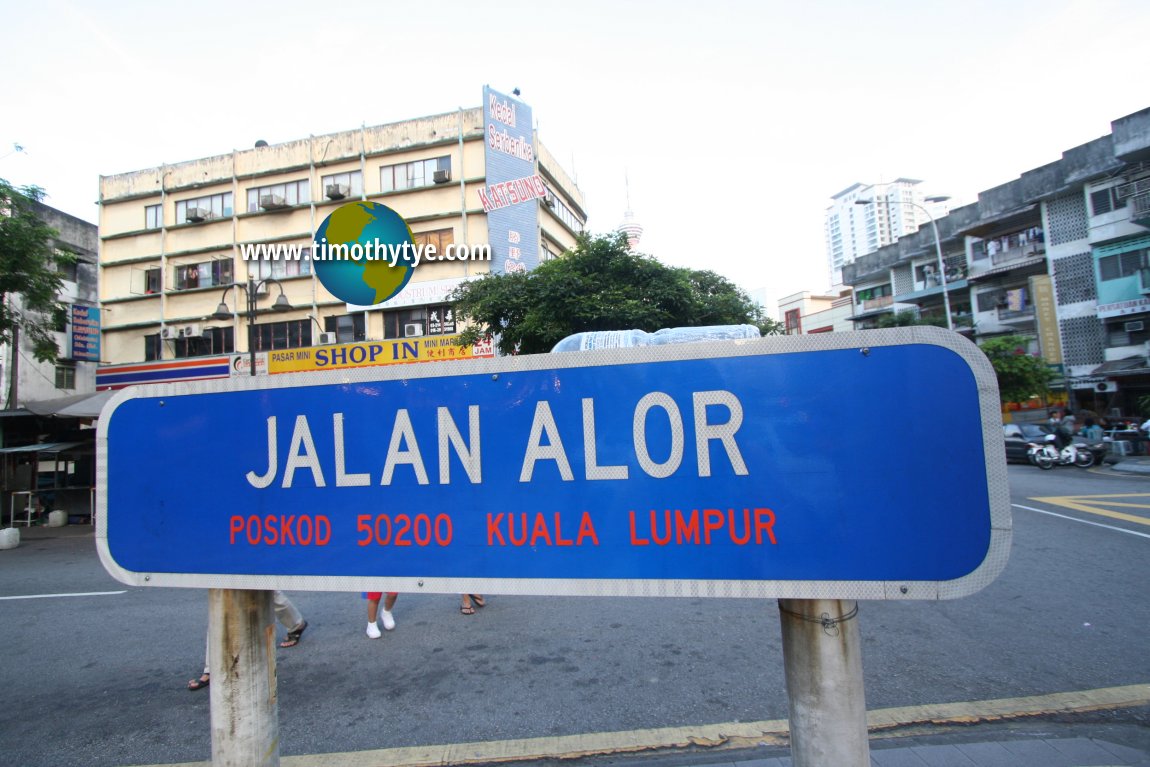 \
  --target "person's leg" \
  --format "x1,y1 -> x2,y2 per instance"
273,590 -> 304,633
366,592 -> 382,638
380,592 -> 398,630
188,630 -> 210,690
460,594 -> 475,615
275,591 -> 308,647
